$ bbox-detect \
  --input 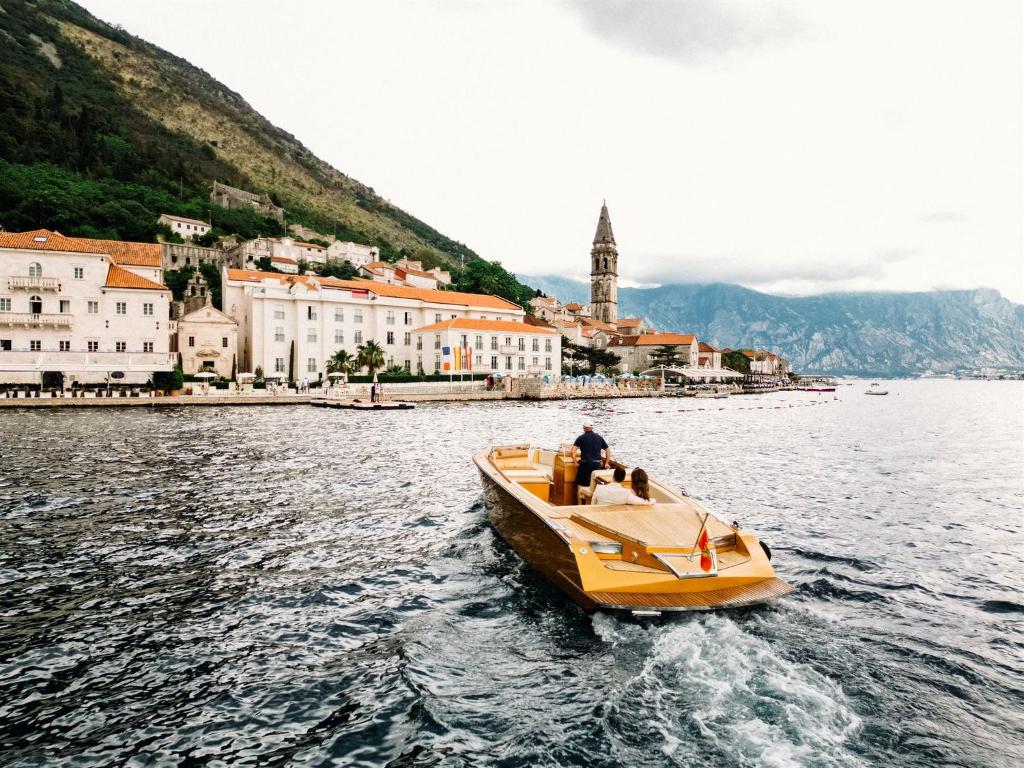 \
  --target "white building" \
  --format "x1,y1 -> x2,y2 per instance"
269,255 -> 299,274
327,240 -> 379,268
412,318 -> 560,376
607,333 -> 699,373
158,214 -> 211,241
269,237 -> 327,268
222,268 -> 524,380
0,229 -> 173,385
174,301 -> 239,378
